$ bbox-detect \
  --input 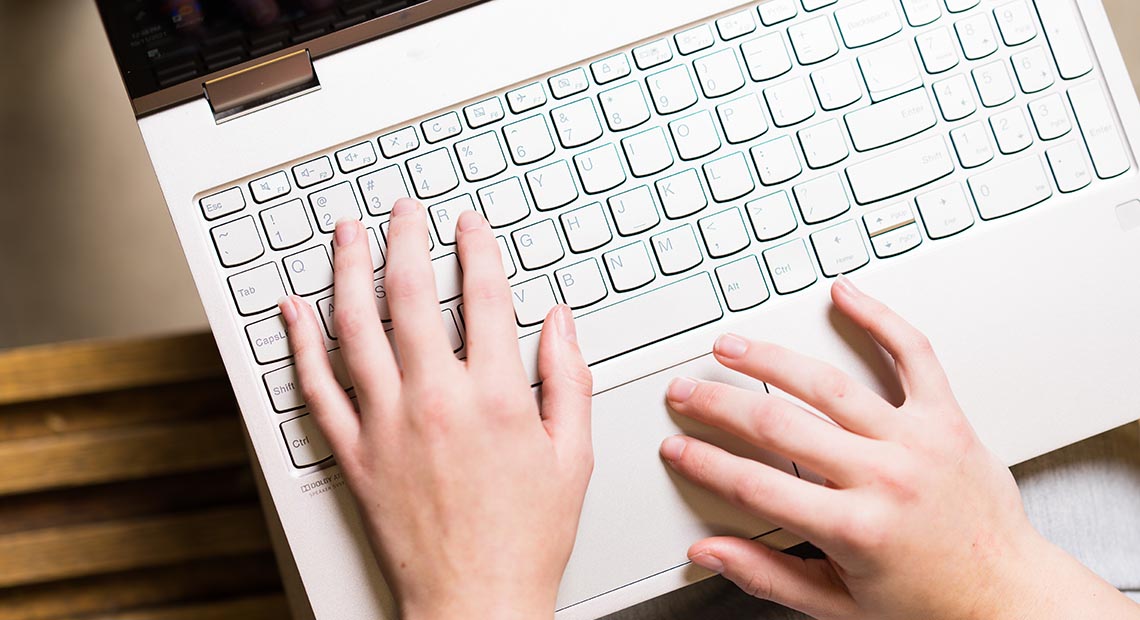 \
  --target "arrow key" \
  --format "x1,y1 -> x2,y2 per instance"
809,219 -> 869,277
870,222 -> 922,258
